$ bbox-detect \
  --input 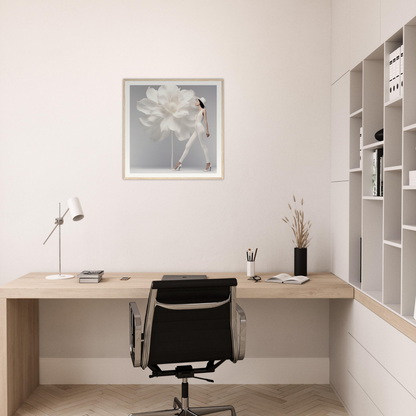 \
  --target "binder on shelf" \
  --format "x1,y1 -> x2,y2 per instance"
390,47 -> 401,100
395,47 -> 401,98
389,51 -> 394,100
372,150 -> 378,196
400,45 -> 404,96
